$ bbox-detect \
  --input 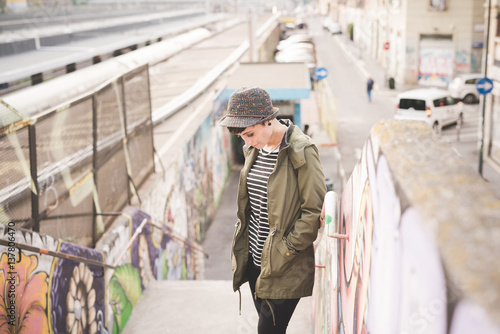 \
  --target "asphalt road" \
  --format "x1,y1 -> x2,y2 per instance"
309,19 -> 396,175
